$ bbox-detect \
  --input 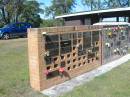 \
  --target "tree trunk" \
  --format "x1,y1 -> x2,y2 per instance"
1,7 -> 7,24
91,0 -> 93,10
